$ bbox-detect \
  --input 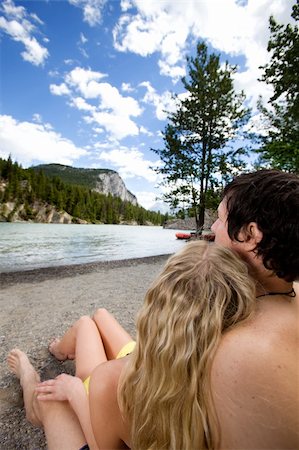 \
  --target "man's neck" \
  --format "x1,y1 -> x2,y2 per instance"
249,262 -> 293,298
